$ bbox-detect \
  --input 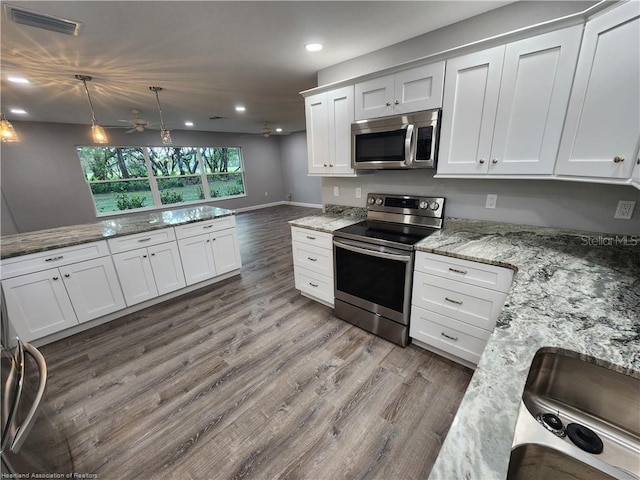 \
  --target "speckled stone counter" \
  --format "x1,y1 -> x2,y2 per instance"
1,205 -> 235,259
420,218 -> 640,480
288,204 -> 366,232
